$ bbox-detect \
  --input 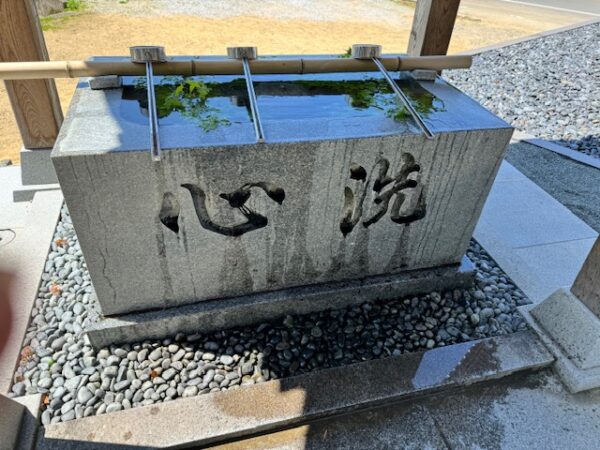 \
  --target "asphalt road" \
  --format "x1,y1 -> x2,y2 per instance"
499,0 -> 600,16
